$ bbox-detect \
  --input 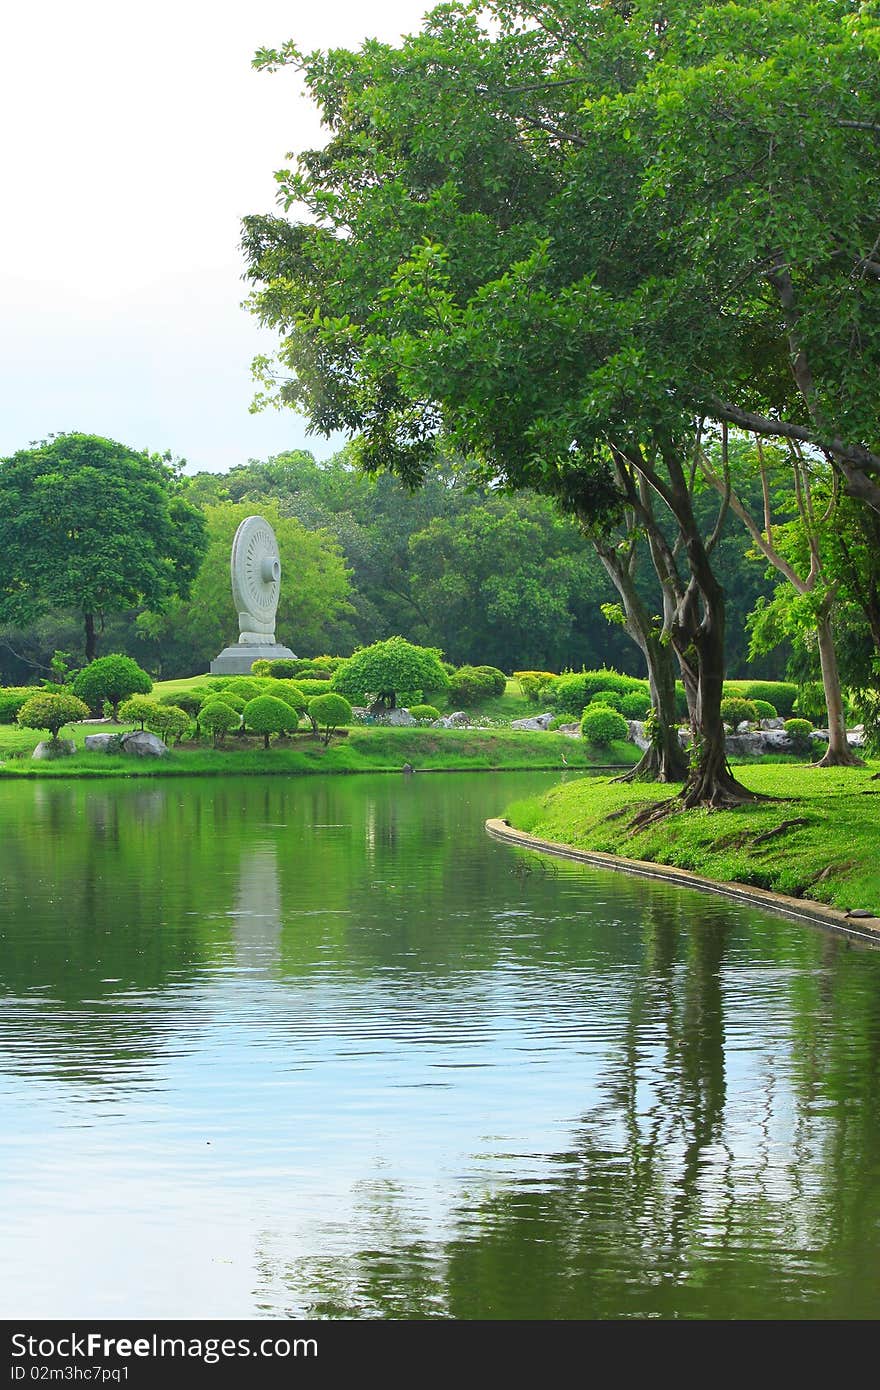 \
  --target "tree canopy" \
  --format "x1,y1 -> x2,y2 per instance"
0,433 -> 206,660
